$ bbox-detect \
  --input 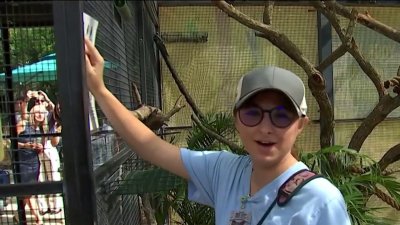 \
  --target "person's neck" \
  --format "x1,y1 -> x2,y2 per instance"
32,122 -> 42,130
250,155 -> 298,196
